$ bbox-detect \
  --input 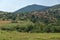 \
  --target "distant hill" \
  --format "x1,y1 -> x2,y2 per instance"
47,4 -> 60,11
0,11 -> 8,14
51,4 -> 60,8
14,4 -> 60,13
14,4 -> 49,13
